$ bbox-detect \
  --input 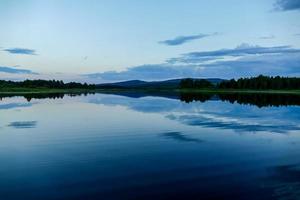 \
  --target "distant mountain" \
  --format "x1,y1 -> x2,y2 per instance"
96,78 -> 225,89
